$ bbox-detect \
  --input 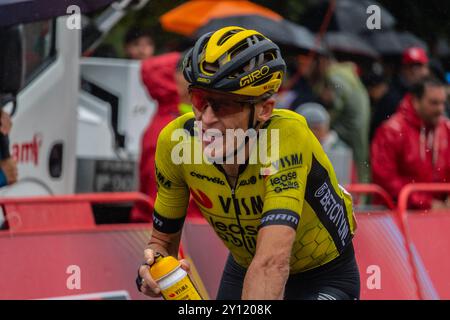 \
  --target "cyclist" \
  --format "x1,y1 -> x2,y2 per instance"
137,26 -> 360,300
